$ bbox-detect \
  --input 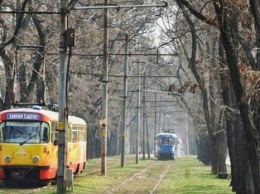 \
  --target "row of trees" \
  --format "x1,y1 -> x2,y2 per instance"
163,1 -> 260,193
0,1 -> 259,193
